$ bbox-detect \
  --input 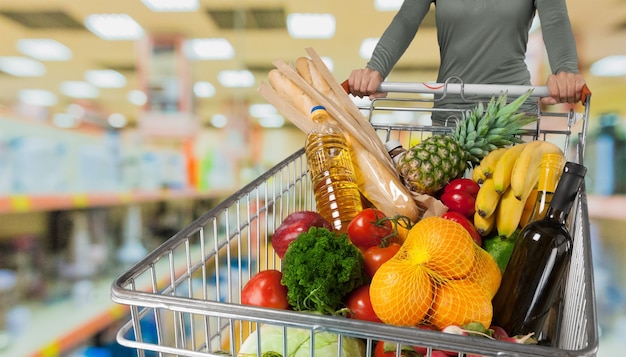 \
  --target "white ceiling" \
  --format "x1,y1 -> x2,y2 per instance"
0,0 -> 625,128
